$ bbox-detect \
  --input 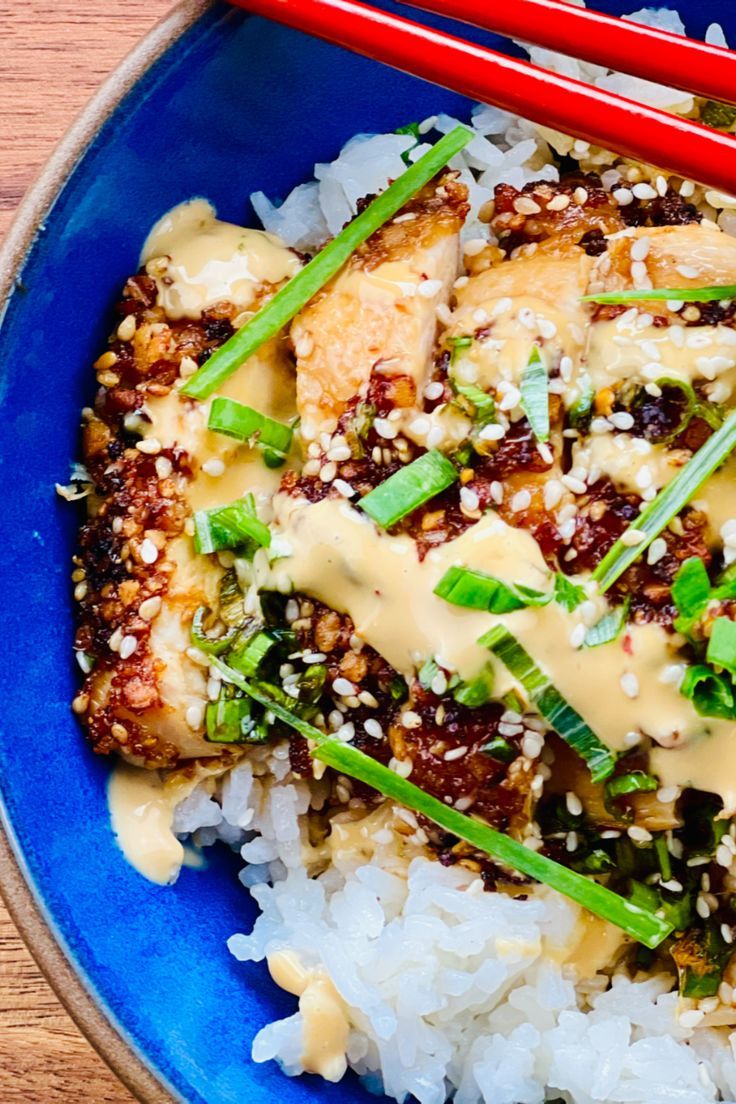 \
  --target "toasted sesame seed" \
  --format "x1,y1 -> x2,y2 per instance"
202,458 -> 225,477
444,745 -> 468,761
401,710 -> 422,730
136,437 -> 162,455
546,193 -> 571,212
117,315 -> 137,341
108,627 -> 123,653
73,581 -> 88,602
620,672 -> 640,699
573,186 -> 588,205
